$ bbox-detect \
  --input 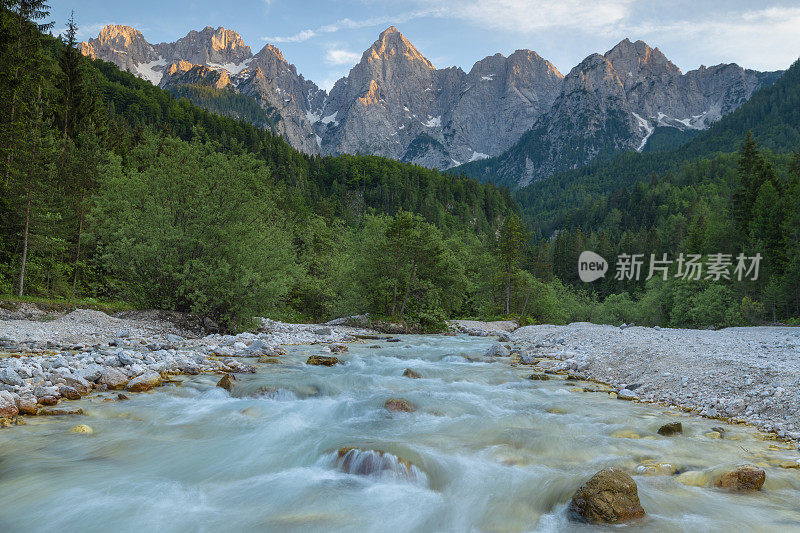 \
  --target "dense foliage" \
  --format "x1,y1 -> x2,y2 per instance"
0,4 -> 517,329
164,84 -> 279,131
